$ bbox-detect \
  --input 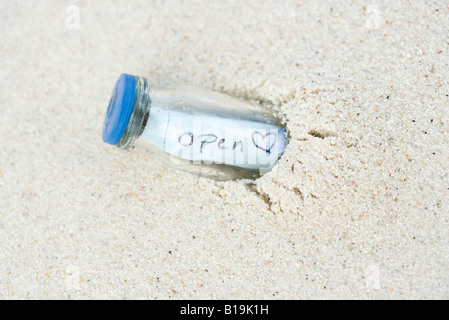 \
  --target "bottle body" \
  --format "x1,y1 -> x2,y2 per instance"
103,74 -> 286,180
